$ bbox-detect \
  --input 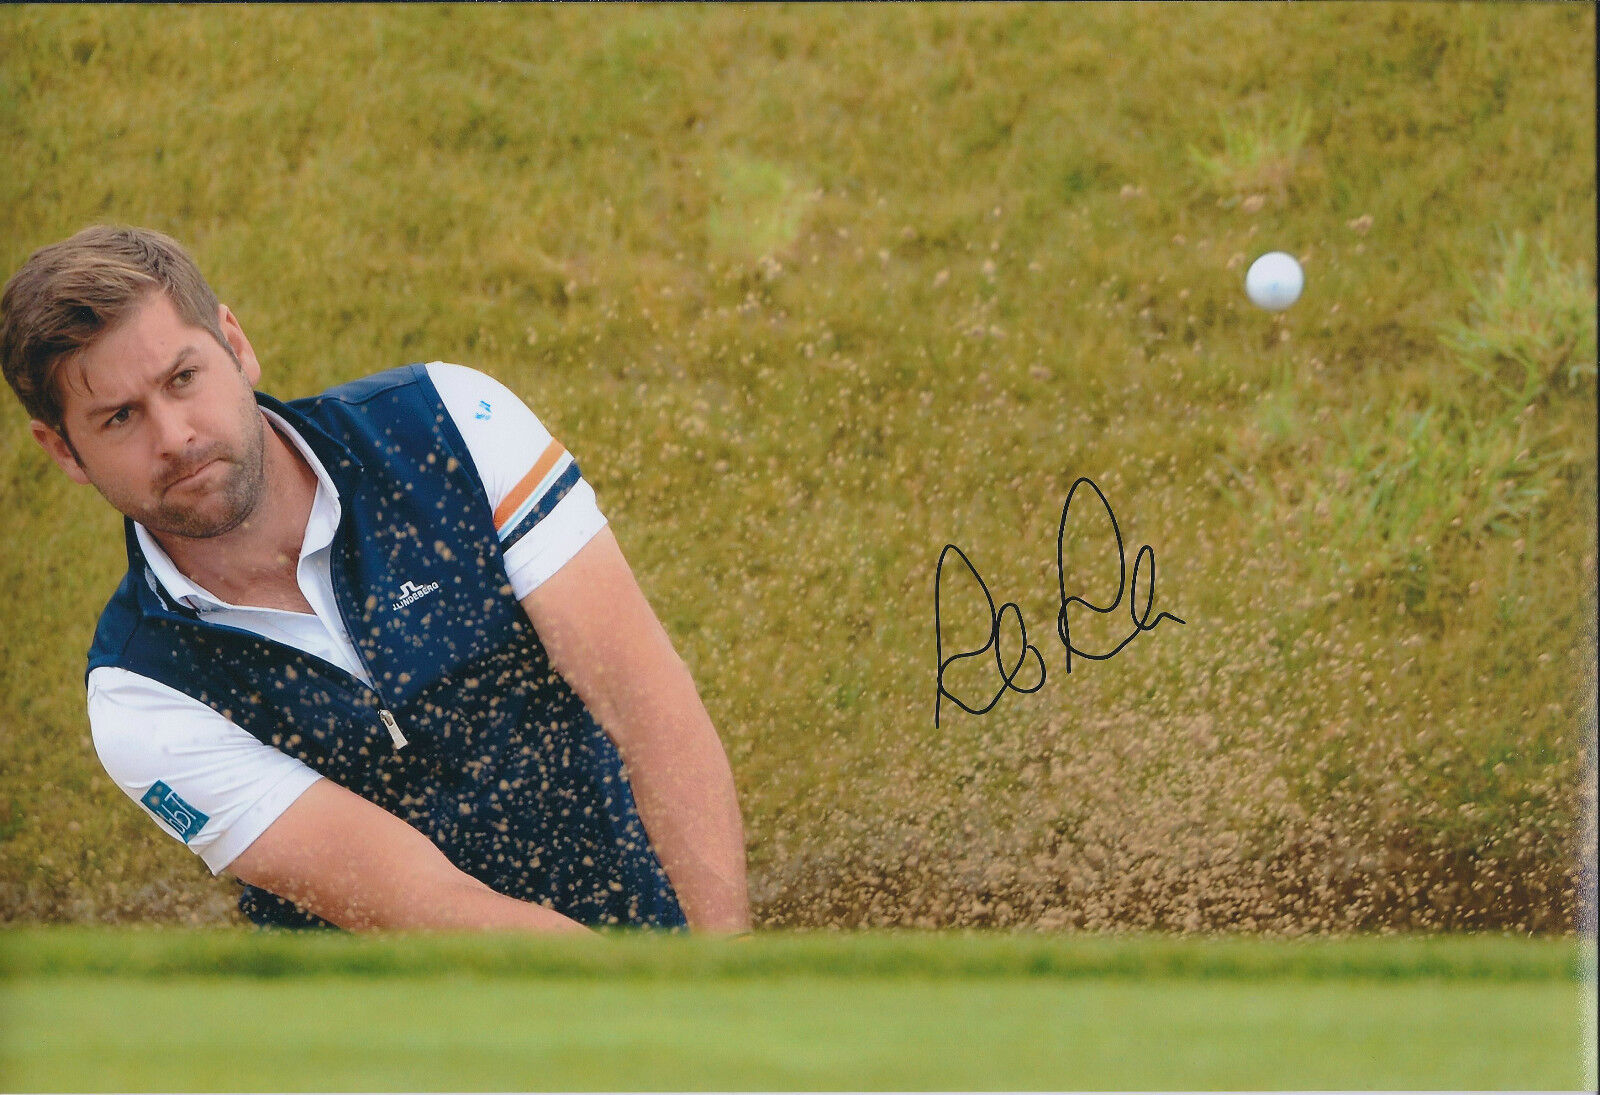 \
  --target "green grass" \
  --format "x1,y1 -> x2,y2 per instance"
1,925 -> 1582,980
0,931 -> 1589,1090
3,974 -> 1581,1091
0,3 -> 1594,934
